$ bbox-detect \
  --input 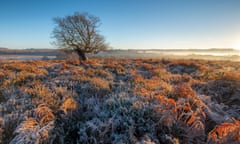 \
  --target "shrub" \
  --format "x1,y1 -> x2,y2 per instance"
35,104 -> 55,125
171,83 -> 196,100
89,77 -> 110,91
208,118 -> 240,143
61,98 -> 78,114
